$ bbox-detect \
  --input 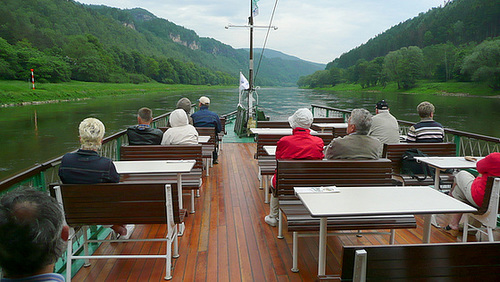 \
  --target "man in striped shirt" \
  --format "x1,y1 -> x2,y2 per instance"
406,101 -> 444,143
